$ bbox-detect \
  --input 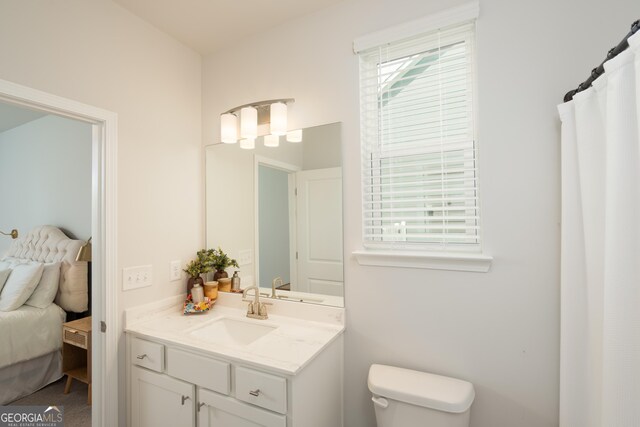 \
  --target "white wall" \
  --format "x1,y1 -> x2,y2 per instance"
0,115 -> 91,253
0,1 -> 202,424
302,122 -> 342,170
202,0 -> 639,426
